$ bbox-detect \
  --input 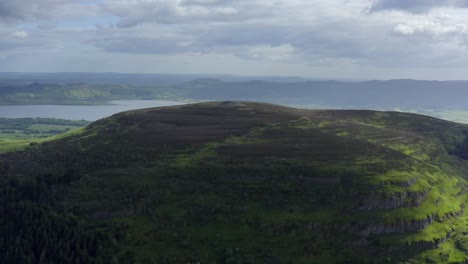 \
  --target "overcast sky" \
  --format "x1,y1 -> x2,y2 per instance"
1,0 -> 468,80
